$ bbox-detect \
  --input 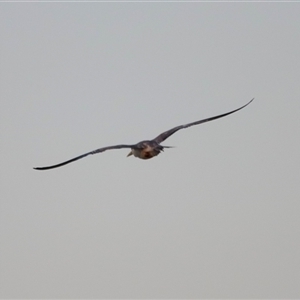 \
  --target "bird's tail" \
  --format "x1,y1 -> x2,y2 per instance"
162,146 -> 175,149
